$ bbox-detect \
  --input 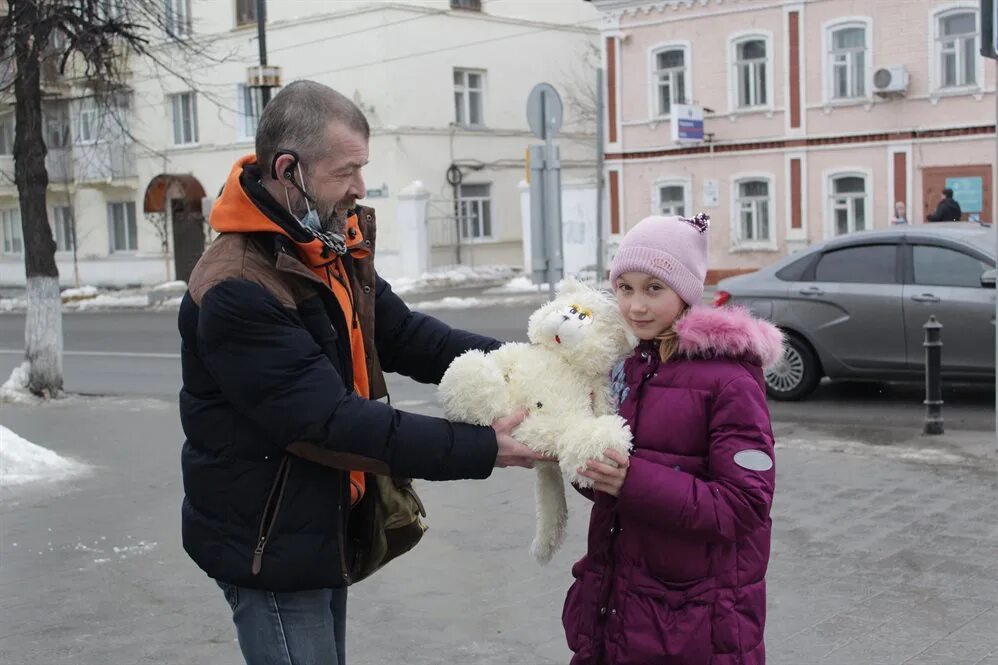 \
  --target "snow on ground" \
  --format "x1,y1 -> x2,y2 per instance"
151,280 -> 187,292
1,362 -> 38,405
390,265 -> 520,294
0,423 -> 88,486
60,286 -> 99,301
